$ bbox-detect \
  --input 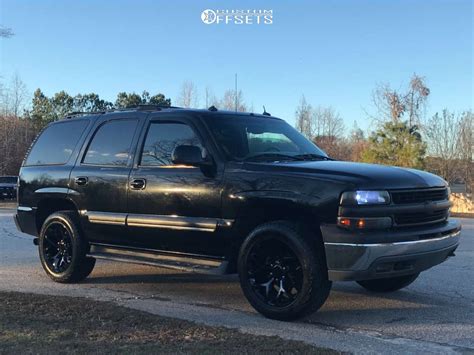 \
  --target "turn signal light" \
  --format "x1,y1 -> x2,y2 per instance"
339,218 -> 351,227
337,217 -> 392,230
